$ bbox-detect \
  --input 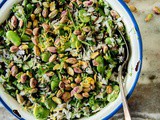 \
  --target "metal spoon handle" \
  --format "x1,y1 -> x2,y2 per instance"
118,69 -> 131,120
118,29 -> 131,120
